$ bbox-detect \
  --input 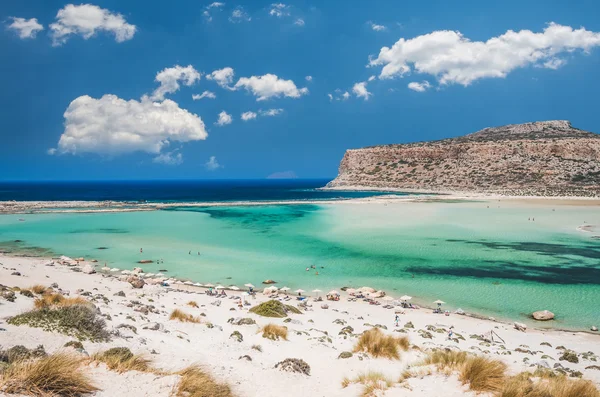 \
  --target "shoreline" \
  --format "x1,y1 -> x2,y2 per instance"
1,254 -> 599,396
